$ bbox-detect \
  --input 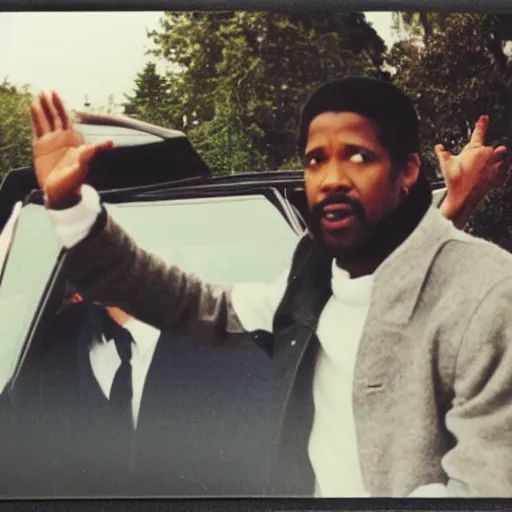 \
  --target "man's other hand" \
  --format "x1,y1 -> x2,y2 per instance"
436,115 -> 507,228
